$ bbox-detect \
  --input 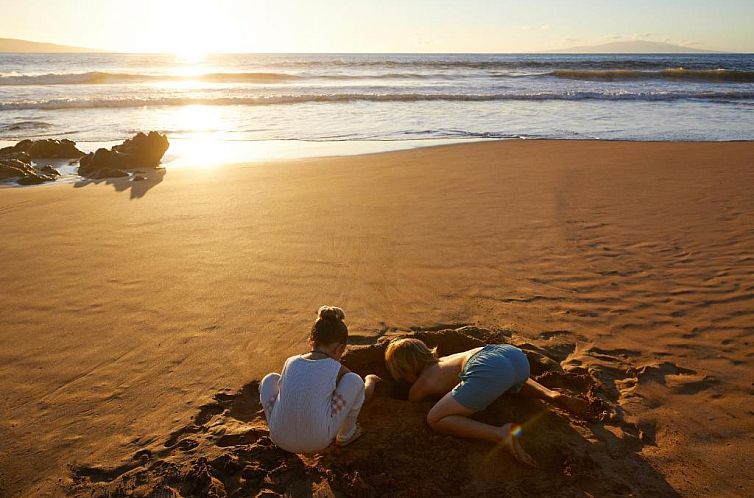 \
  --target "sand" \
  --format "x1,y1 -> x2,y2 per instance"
1,140 -> 753,497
